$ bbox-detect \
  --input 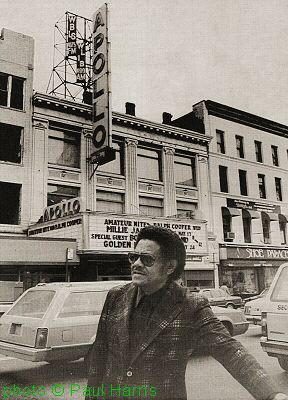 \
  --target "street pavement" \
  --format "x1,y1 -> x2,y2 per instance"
185,325 -> 288,399
0,325 -> 287,399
